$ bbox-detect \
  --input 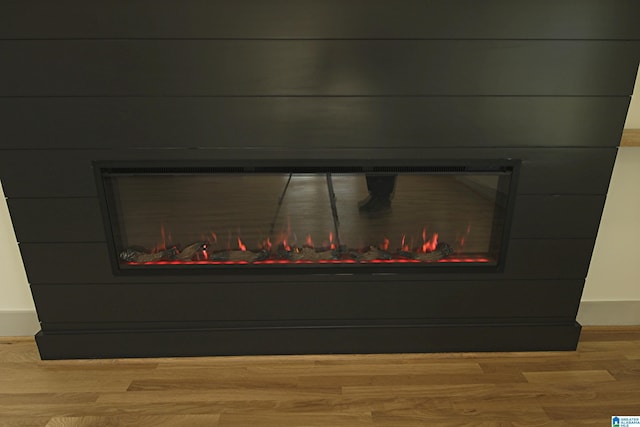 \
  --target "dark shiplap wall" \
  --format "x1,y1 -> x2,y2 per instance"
1,1 -> 639,352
